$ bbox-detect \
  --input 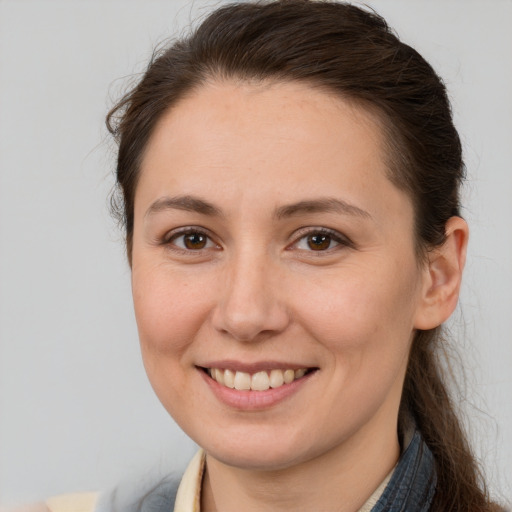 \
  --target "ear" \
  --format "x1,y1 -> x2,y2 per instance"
414,216 -> 469,330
